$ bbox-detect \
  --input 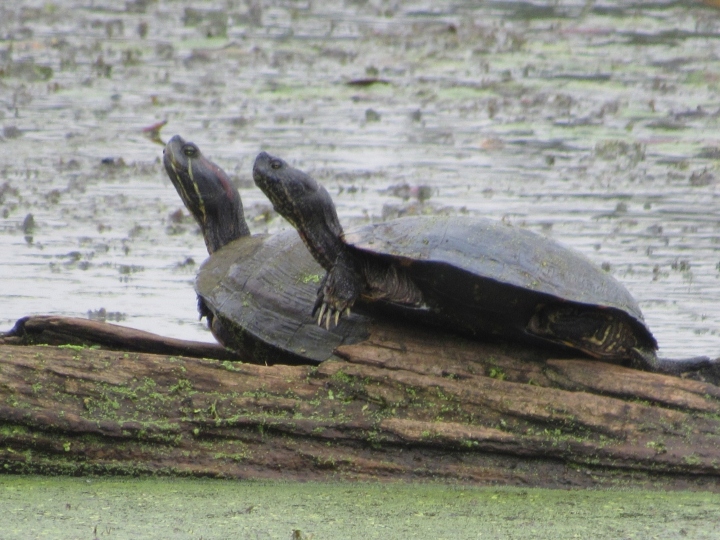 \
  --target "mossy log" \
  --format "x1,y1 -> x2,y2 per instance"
1,316 -> 720,489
